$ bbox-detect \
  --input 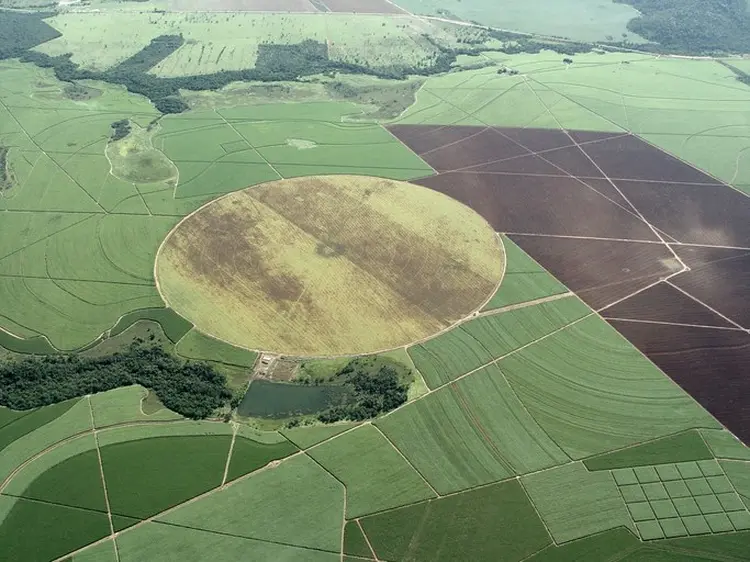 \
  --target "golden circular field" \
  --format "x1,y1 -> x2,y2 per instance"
155,176 -> 504,356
